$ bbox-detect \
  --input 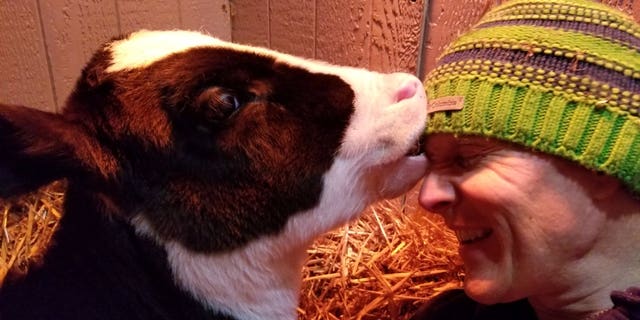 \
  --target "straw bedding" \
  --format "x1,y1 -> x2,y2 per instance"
0,182 -> 461,319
